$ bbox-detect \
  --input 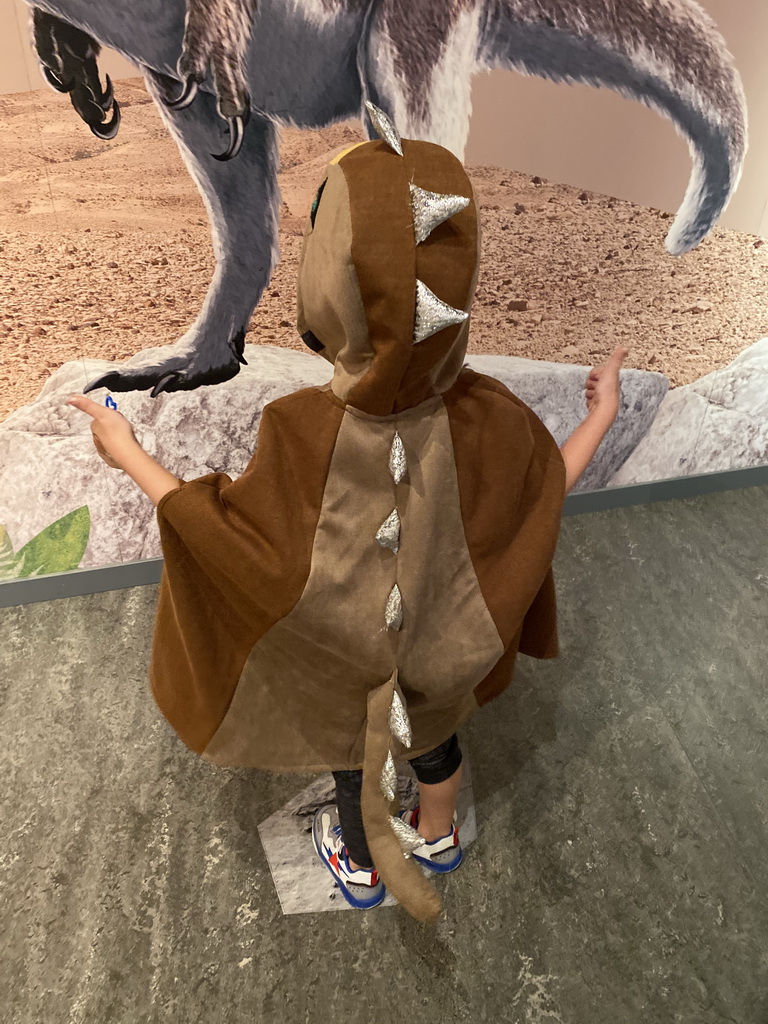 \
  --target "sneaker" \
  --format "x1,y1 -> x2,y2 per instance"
312,804 -> 386,910
398,806 -> 463,873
